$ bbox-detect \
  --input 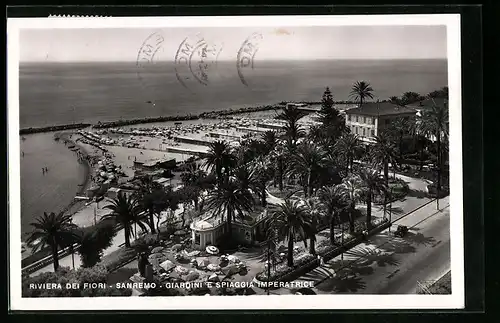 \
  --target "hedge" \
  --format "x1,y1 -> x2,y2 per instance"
254,218 -> 391,284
